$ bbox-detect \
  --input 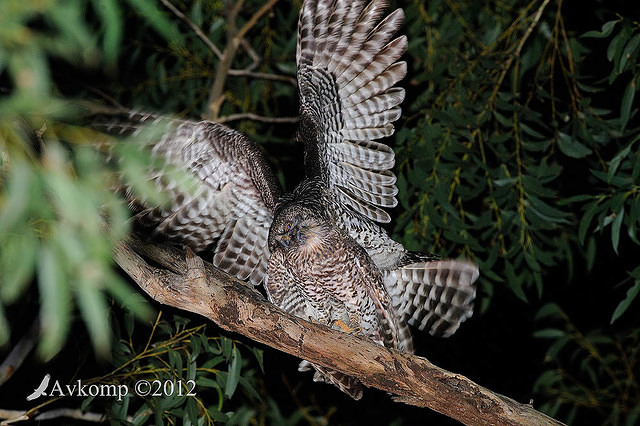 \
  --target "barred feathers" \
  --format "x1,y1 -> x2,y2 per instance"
297,0 -> 406,224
